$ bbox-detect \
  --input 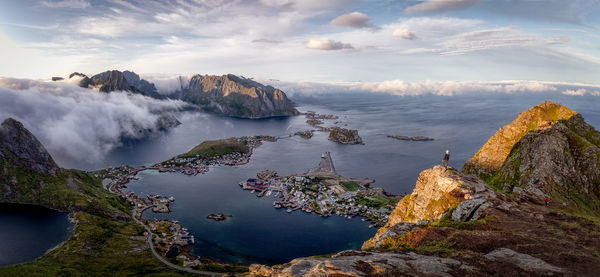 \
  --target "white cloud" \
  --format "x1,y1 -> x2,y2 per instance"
41,0 -> 90,9
0,78 -> 185,164
269,79 -> 579,96
562,88 -> 600,96
330,12 -> 380,31
393,28 -> 416,39
406,0 -> 481,13
306,38 -> 354,50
